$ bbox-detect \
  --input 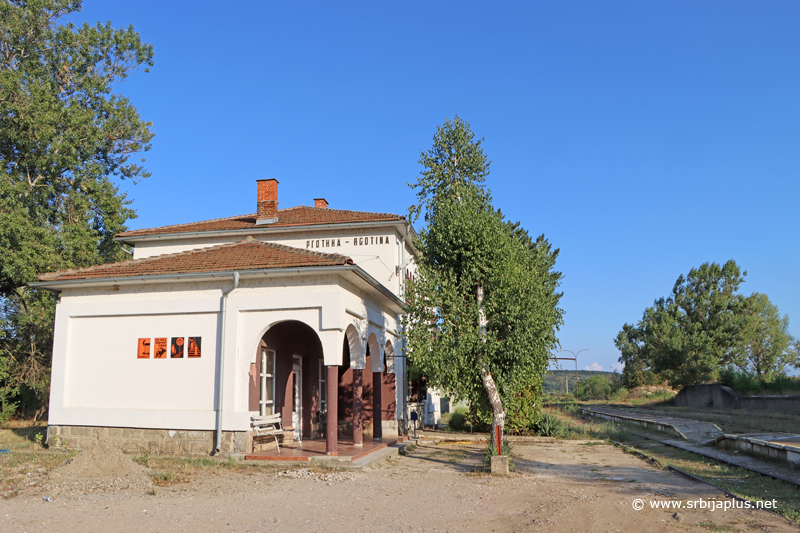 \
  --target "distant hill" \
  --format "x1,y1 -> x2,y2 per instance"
544,369 -> 619,395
